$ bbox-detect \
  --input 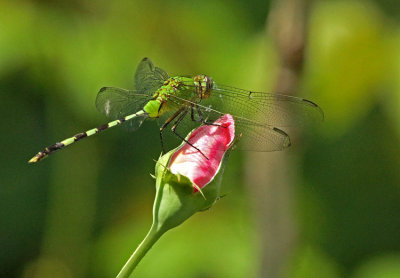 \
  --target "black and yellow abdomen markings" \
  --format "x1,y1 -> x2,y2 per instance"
28,110 -> 146,163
